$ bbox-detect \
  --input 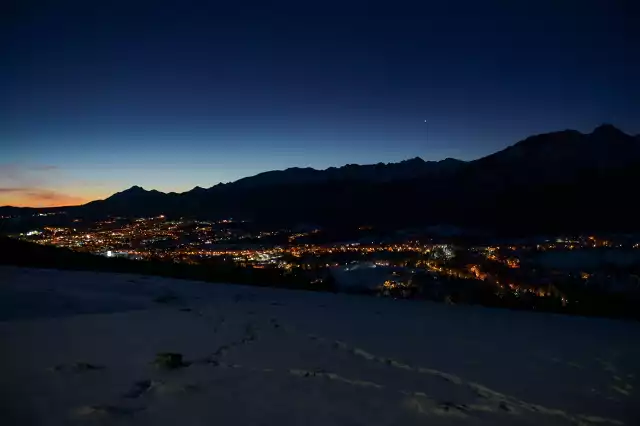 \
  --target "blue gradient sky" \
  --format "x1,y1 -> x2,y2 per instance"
2,0 -> 638,206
